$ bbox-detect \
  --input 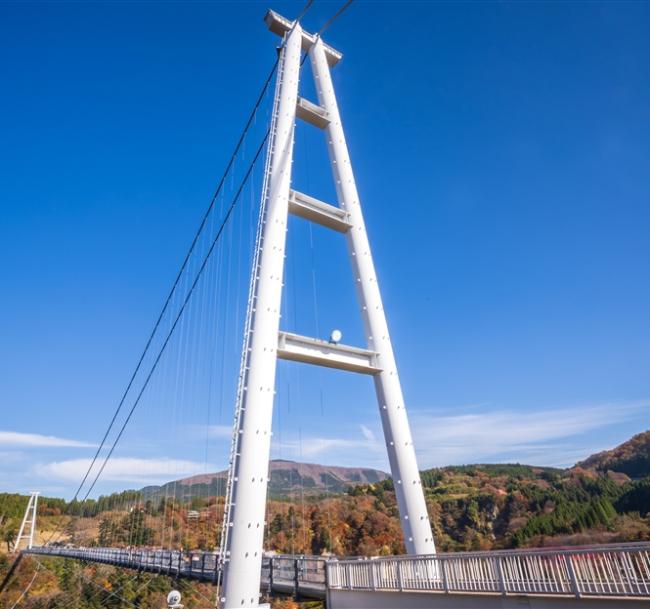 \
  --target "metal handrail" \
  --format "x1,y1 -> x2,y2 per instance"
334,541 -> 650,562
327,543 -> 650,598
28,544 -> 650,600
24,547 -> 327,597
